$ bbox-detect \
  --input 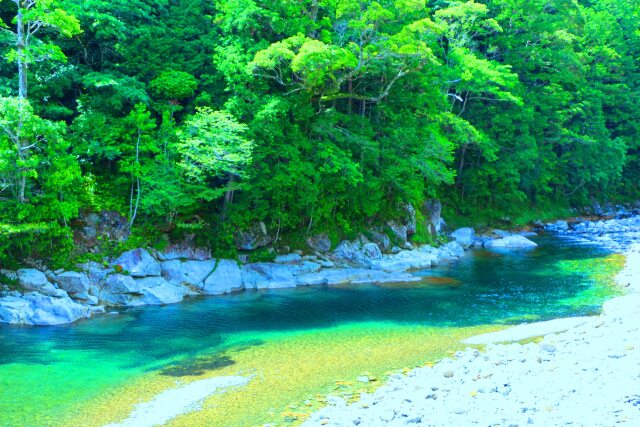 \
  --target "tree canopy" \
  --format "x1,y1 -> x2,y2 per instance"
1,0 -> 639,263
